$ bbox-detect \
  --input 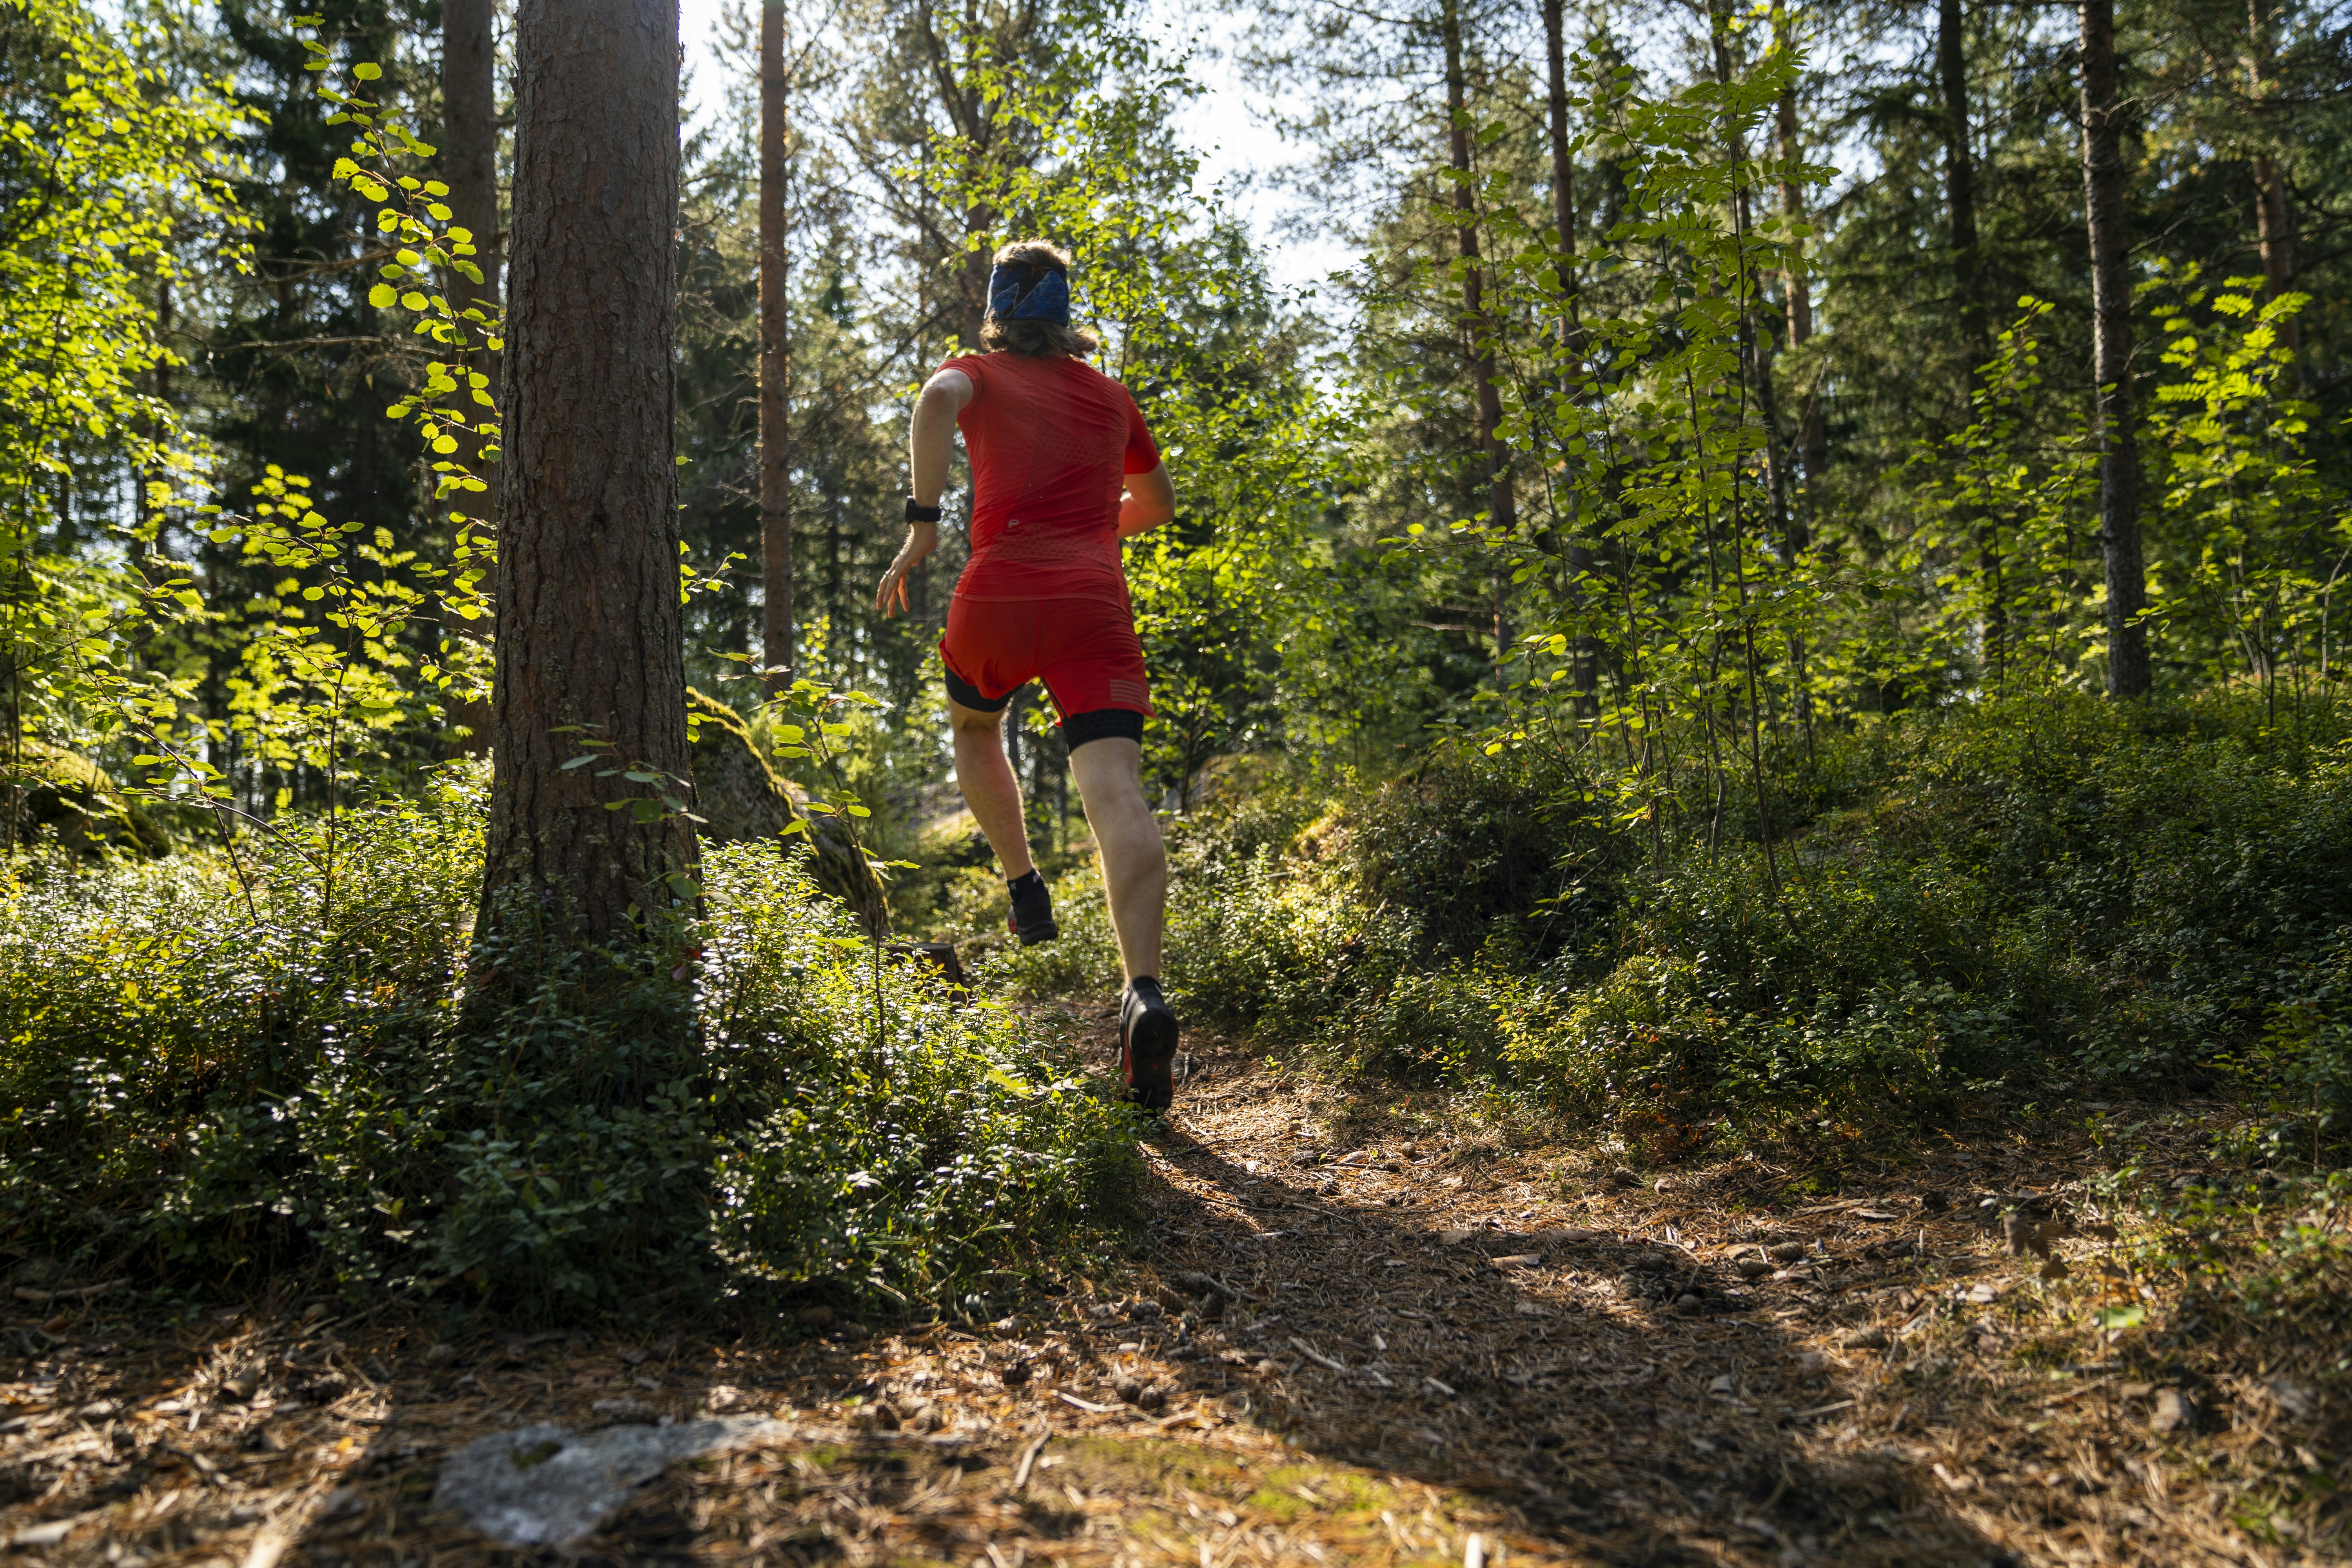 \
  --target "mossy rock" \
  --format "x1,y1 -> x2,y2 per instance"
687,689 -> 887,933
0,739 -> 170,857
